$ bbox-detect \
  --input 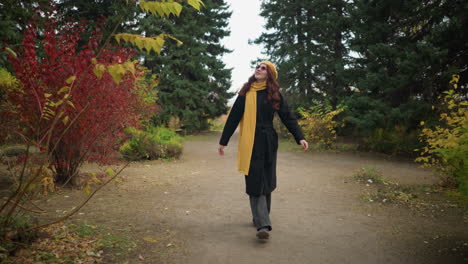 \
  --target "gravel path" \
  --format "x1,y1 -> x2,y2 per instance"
46,132 -> 467,263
